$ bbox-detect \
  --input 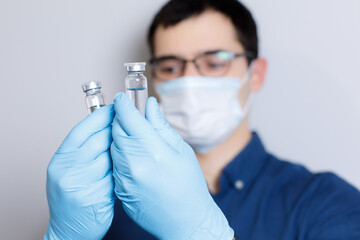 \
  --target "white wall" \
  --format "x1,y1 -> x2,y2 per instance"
243,0 -> 360,188
0,0 -> 358,239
